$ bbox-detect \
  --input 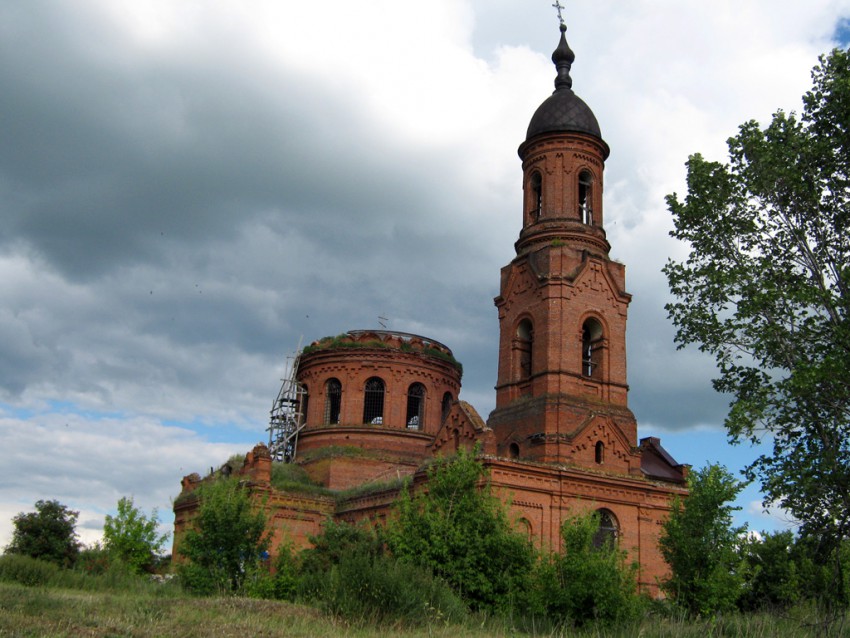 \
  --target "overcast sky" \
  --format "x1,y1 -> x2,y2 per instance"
2,0 -> 849,549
